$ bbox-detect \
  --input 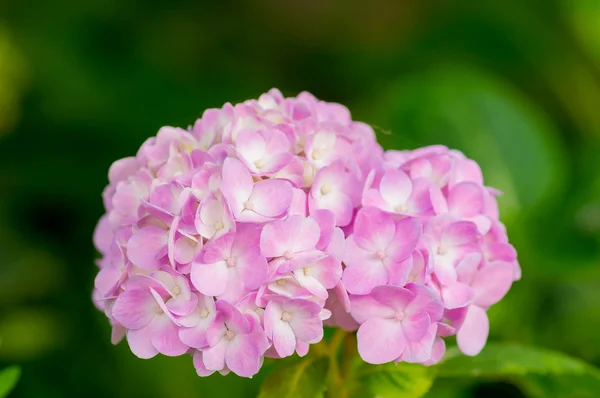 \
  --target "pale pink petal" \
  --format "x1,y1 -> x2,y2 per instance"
357,318 -> 405,364
370,285 -> 415,311
387,217 -> 422,262
405,284 -> 444,322
190,261 -> 229,296
441,221 -> 479,249
448,182 -> 484,217
352,207 -> 395,252
226,334 -> 262,377
402,311 -> 431,342
349,294 -> 396,324
126,226 -> 168,270
441,282 -> 474,309
93,215 -> 113,255
273,321 -> 296,358
112,289 -> 156,329
401,323 -> 437,363
193,350 -> 215,376
342,259 -> 387,295
150,315 -> 189,356
472,262 -> 514,307
457,305 -> 489,356
127,325 -> 158,359
249,178 -> 293,218
289,188 -> 308,216
379,169 -> 412,207
221,158 -> 253,214
236,248 -> 268,290
203,338 -> 229,371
